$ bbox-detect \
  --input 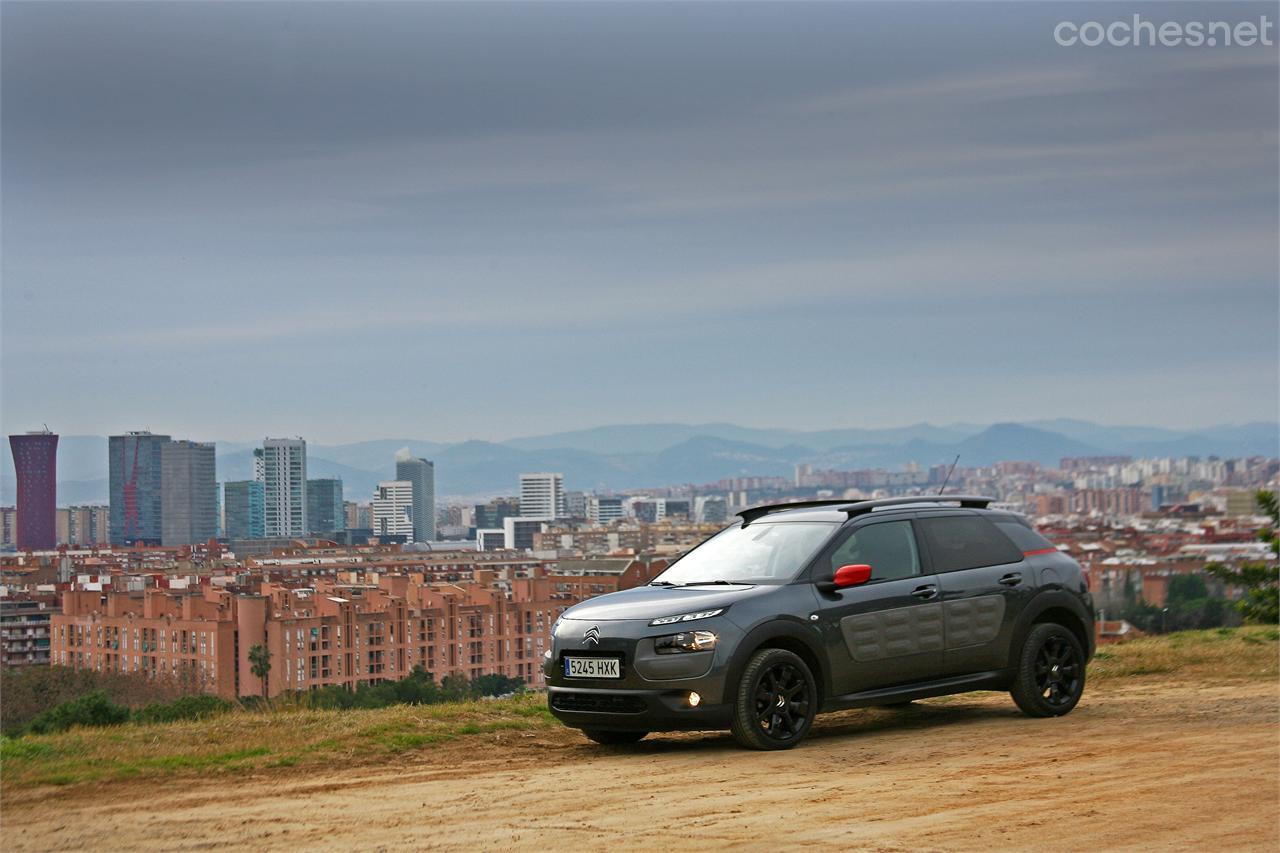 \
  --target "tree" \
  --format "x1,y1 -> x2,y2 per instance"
248,644 -> 272,699
1206,489 -> 1279,624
